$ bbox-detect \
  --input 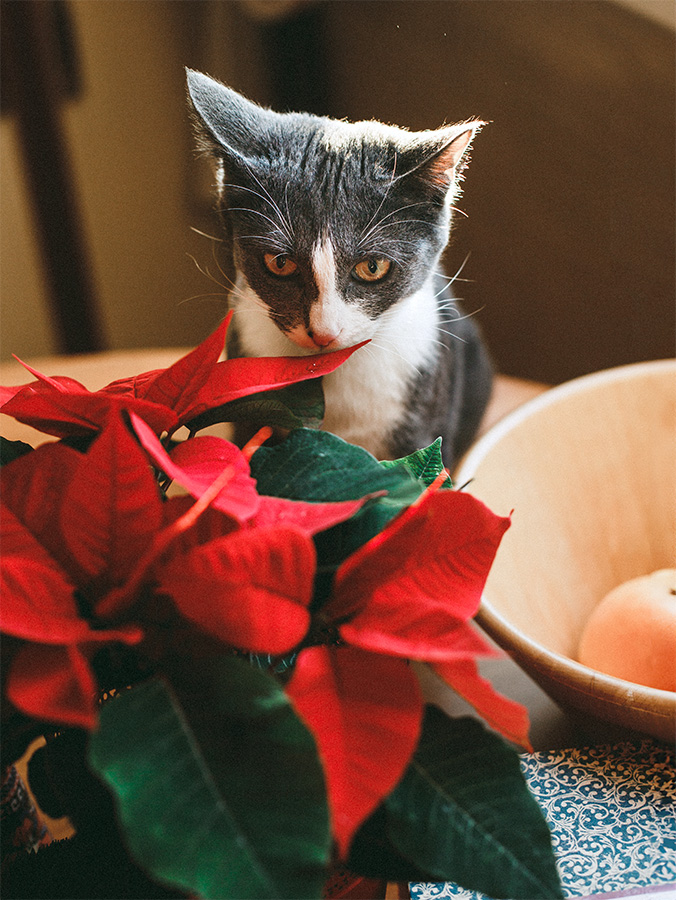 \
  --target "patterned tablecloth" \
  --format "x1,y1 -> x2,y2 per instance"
410,738 -> 675,900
